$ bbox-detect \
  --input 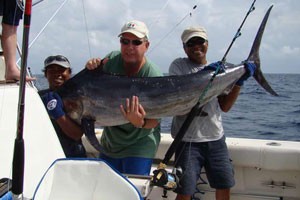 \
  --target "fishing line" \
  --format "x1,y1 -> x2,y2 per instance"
32,0 -> 45,6
81,0 -> 92,58
195,0 -> 257,103
16,0 -> 69,65
28,0 -> 68,49
148,4 -> 198,55
221,0 -> 256,63
148,0 -> 171,29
